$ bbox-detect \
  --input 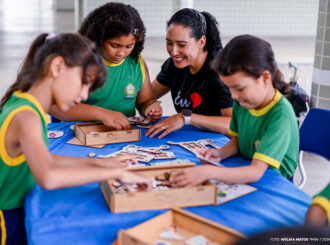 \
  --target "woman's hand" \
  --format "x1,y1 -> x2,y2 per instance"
100,110 -> 131,130
146,103 -> 163,122
168,165 -> 215,187
145,113 -> 184,138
